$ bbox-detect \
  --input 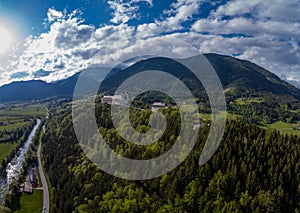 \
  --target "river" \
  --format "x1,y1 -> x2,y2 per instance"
0,119 -> 41,202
